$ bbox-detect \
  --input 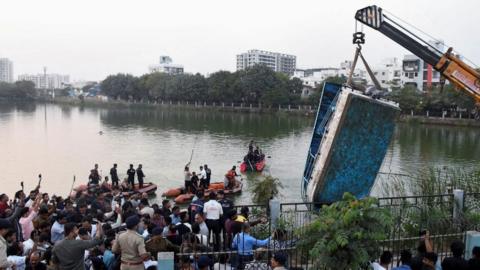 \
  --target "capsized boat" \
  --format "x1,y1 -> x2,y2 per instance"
302,83 -> 399,204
